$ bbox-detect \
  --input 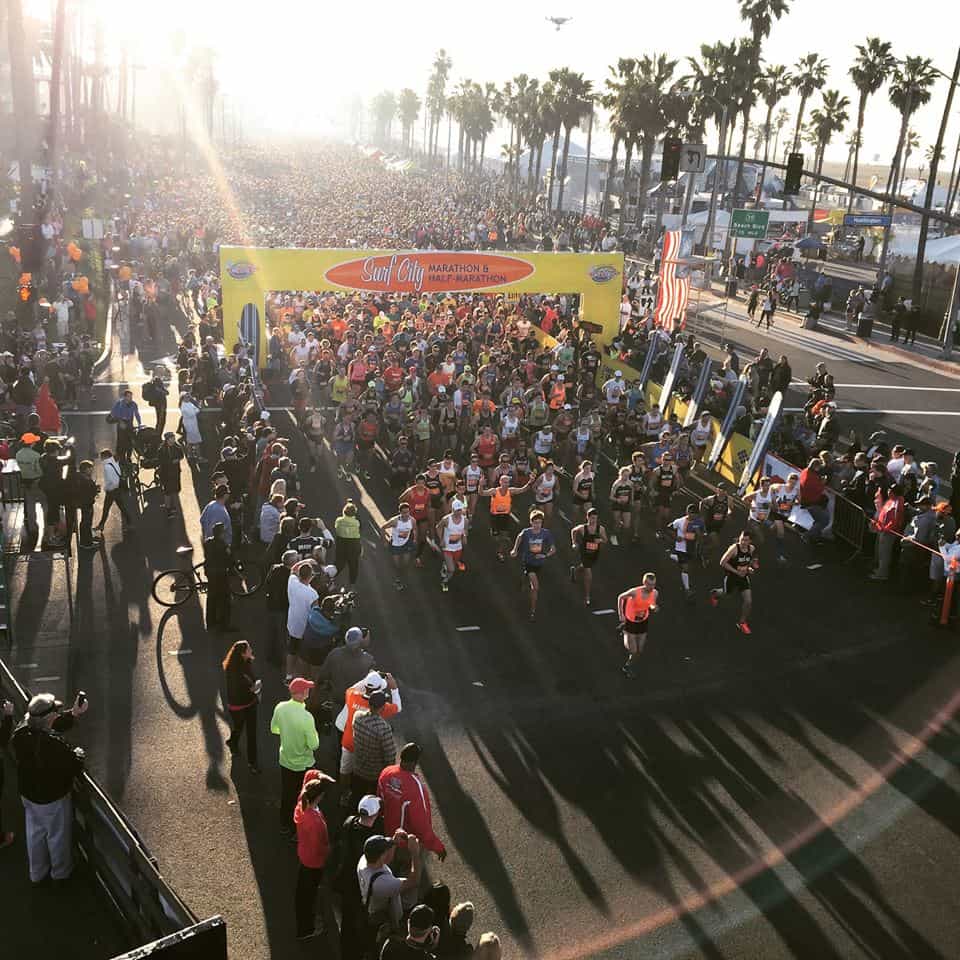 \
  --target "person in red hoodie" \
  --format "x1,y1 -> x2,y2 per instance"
870,482 -> 905,582
294,769 -> 340,946
377,742 -> 447,862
